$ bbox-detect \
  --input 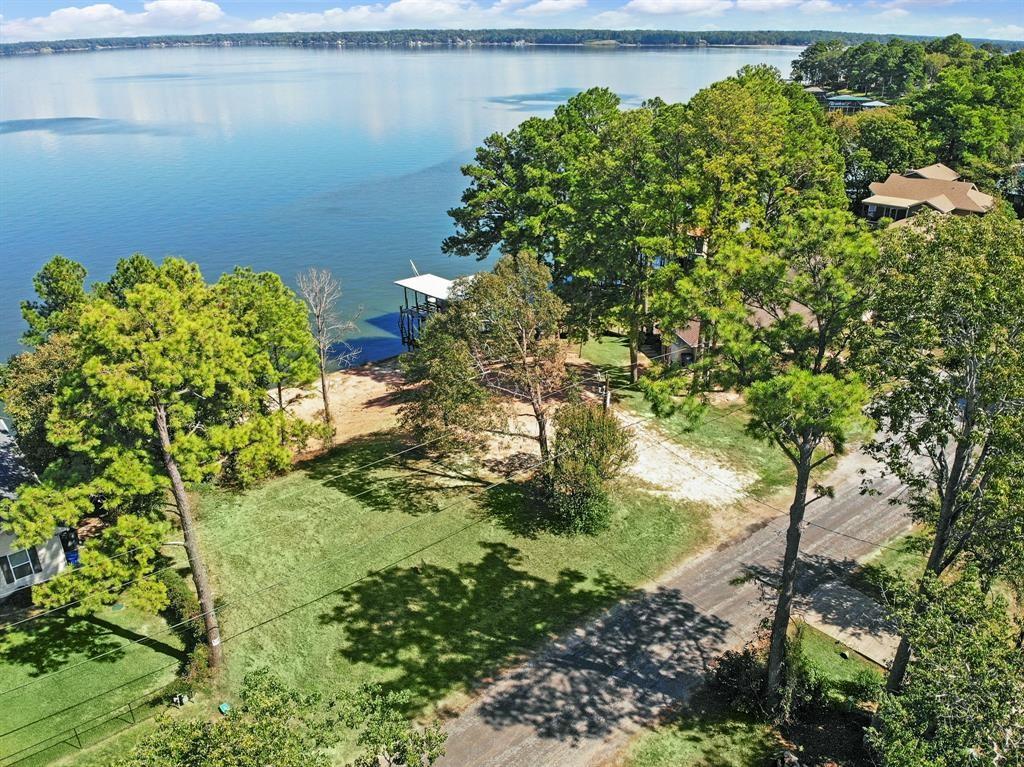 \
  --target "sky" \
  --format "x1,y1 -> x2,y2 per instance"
0,0 -> 1021,43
